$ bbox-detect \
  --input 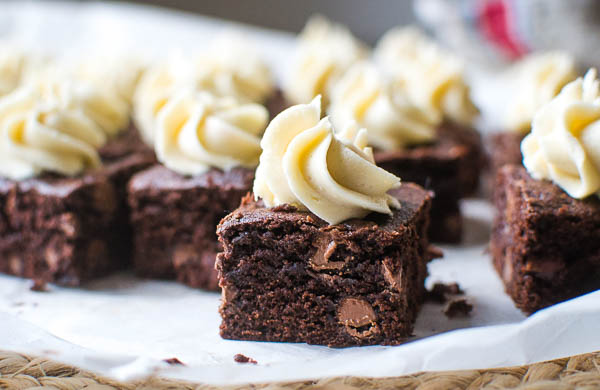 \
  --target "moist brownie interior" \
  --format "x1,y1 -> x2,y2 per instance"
217,183 -> 436,347
491,165 -> 600,313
